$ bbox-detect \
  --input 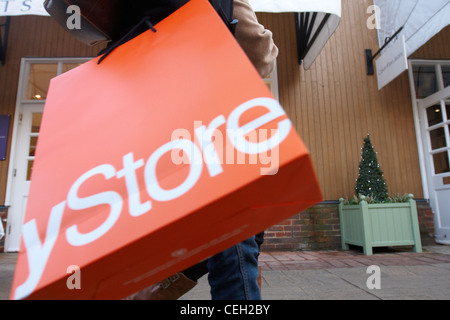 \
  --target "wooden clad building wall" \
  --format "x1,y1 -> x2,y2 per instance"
411,25 -> 450,60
